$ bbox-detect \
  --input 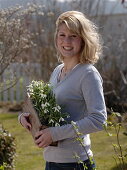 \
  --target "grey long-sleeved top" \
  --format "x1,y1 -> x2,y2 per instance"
44,63 -> 107,163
